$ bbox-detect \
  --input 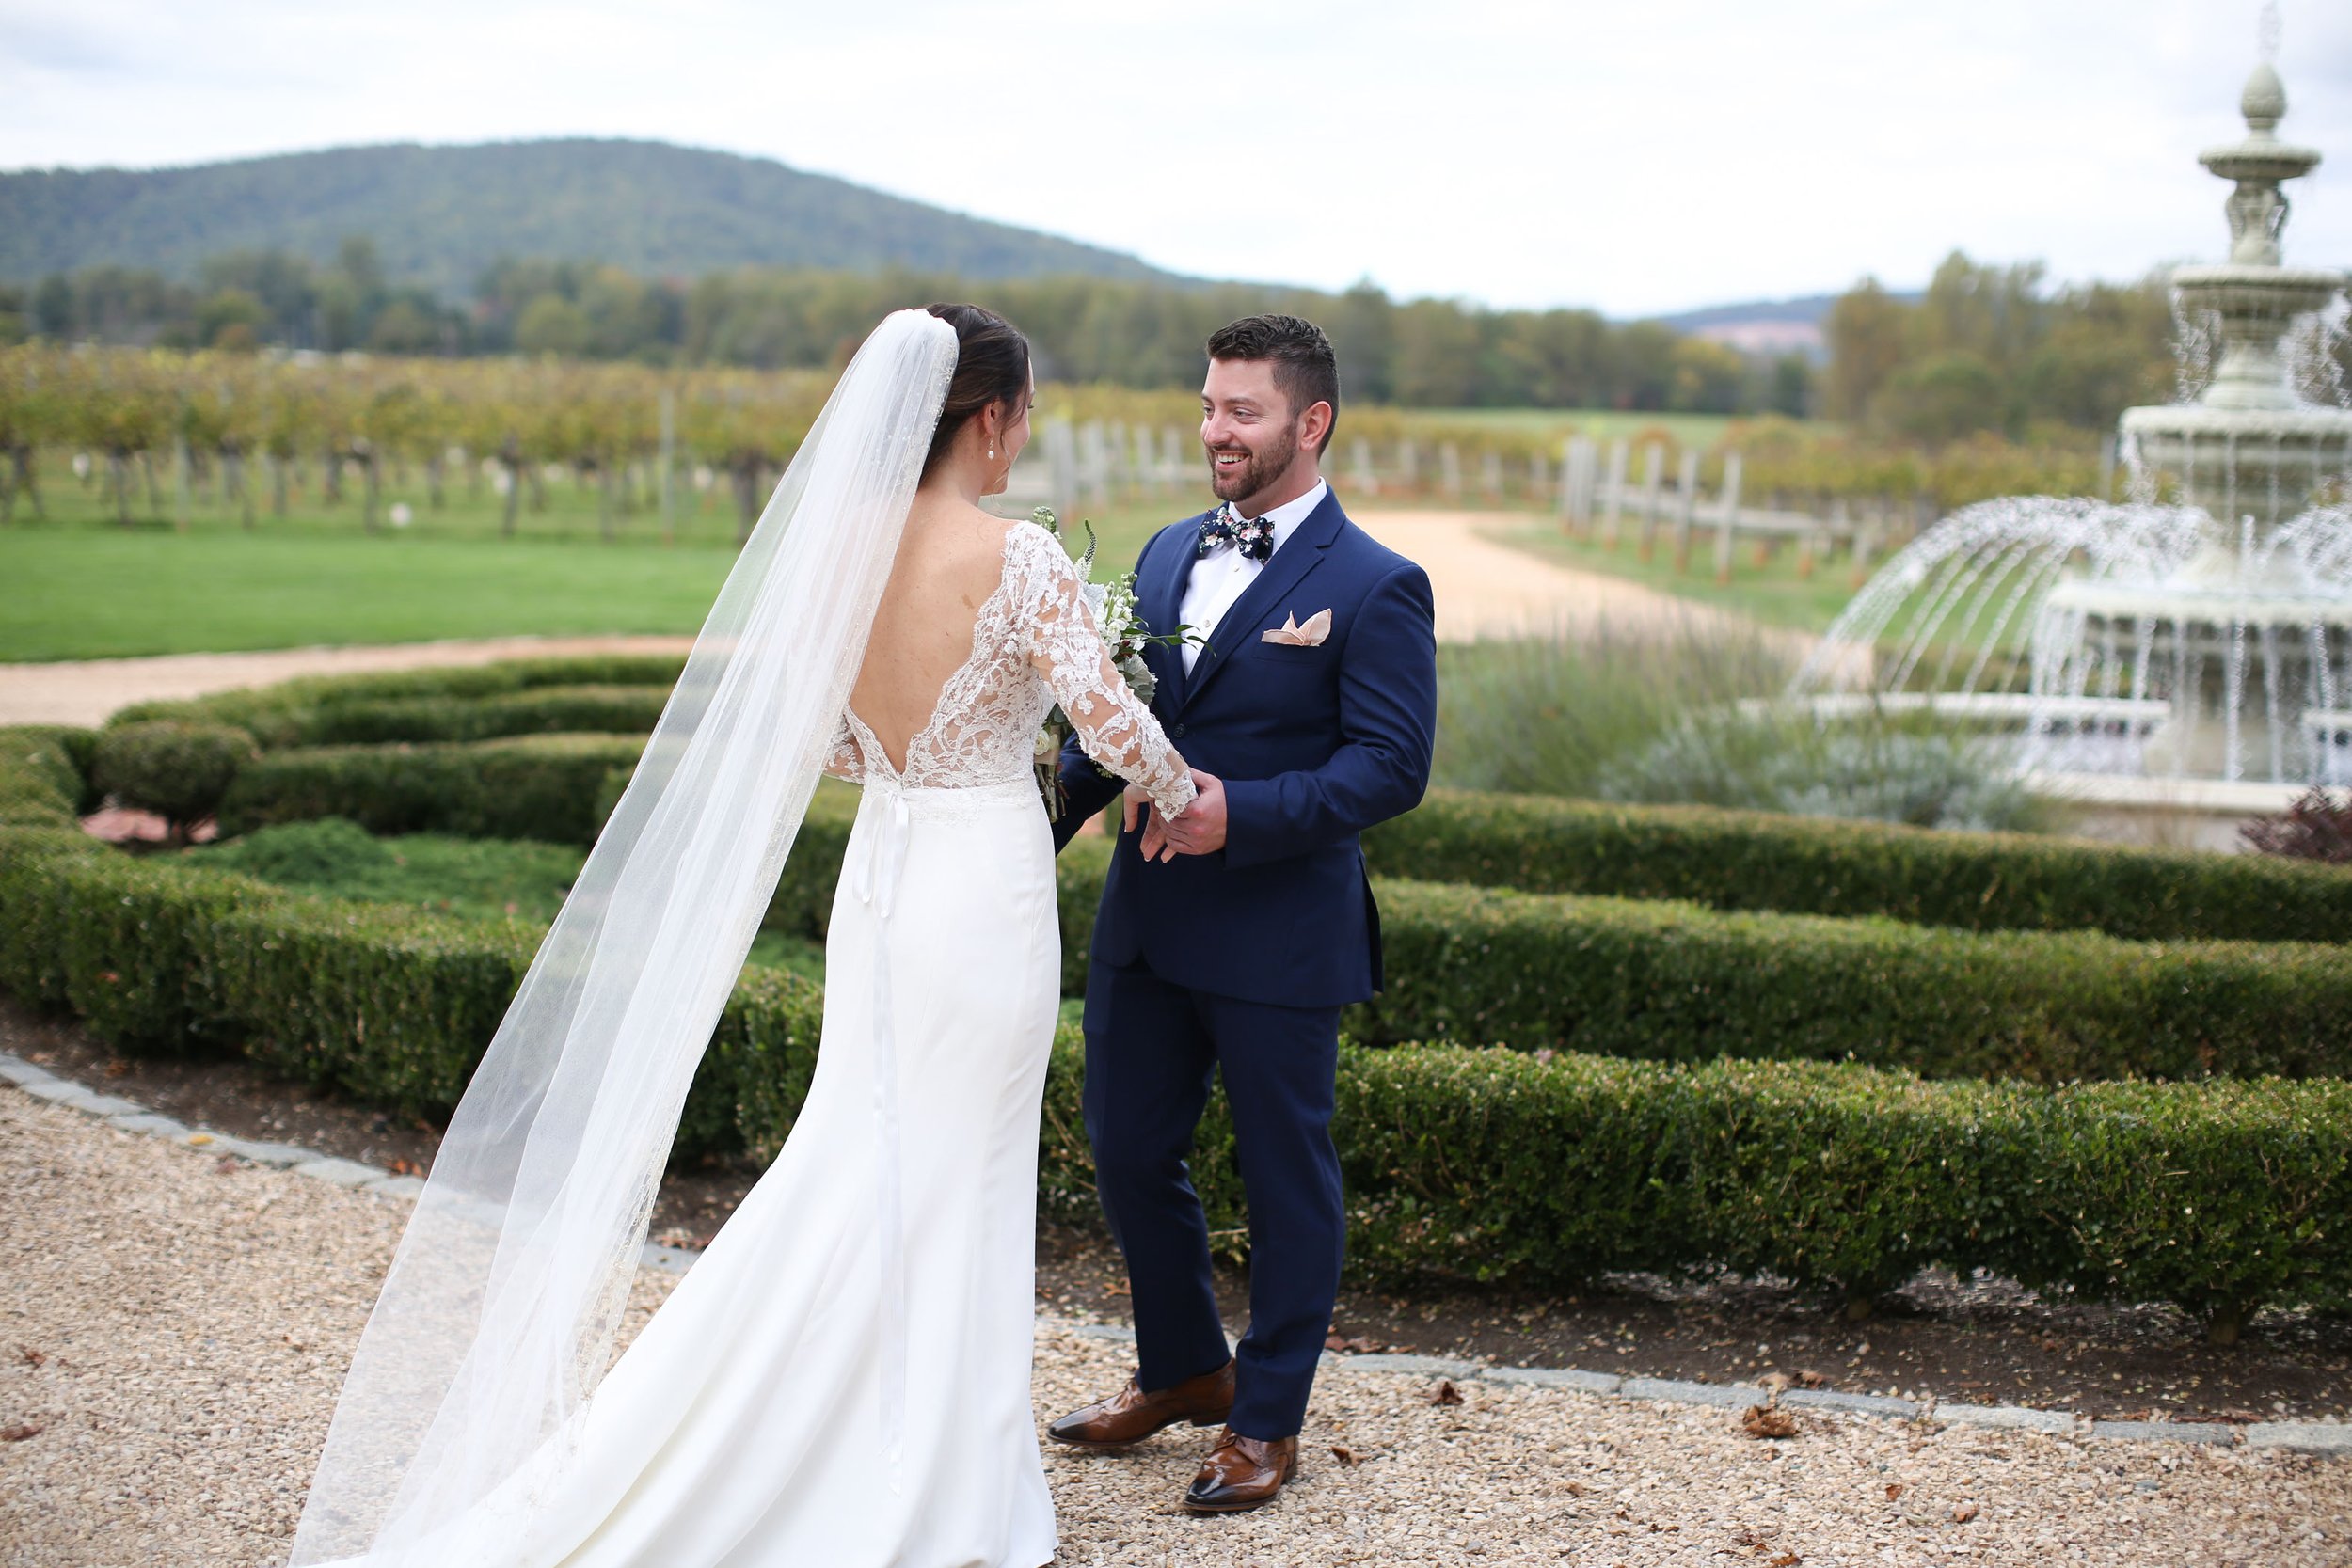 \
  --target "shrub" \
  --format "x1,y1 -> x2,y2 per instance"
4,801 -> 2347,1334
1351,879 -> 2352,1081
207,816 -> 395,884
288,685 -> 672,748
1363,787 -> 2352,944
1600,718 -> 2045,832
218,734 -> 647,845
90,721 -> 261,838
199,821 -> 589,925
110,655 -> 685,748
1329,1046 -> 2352,1338
0,727 -> 92,829
2241,786 -> 2352,864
